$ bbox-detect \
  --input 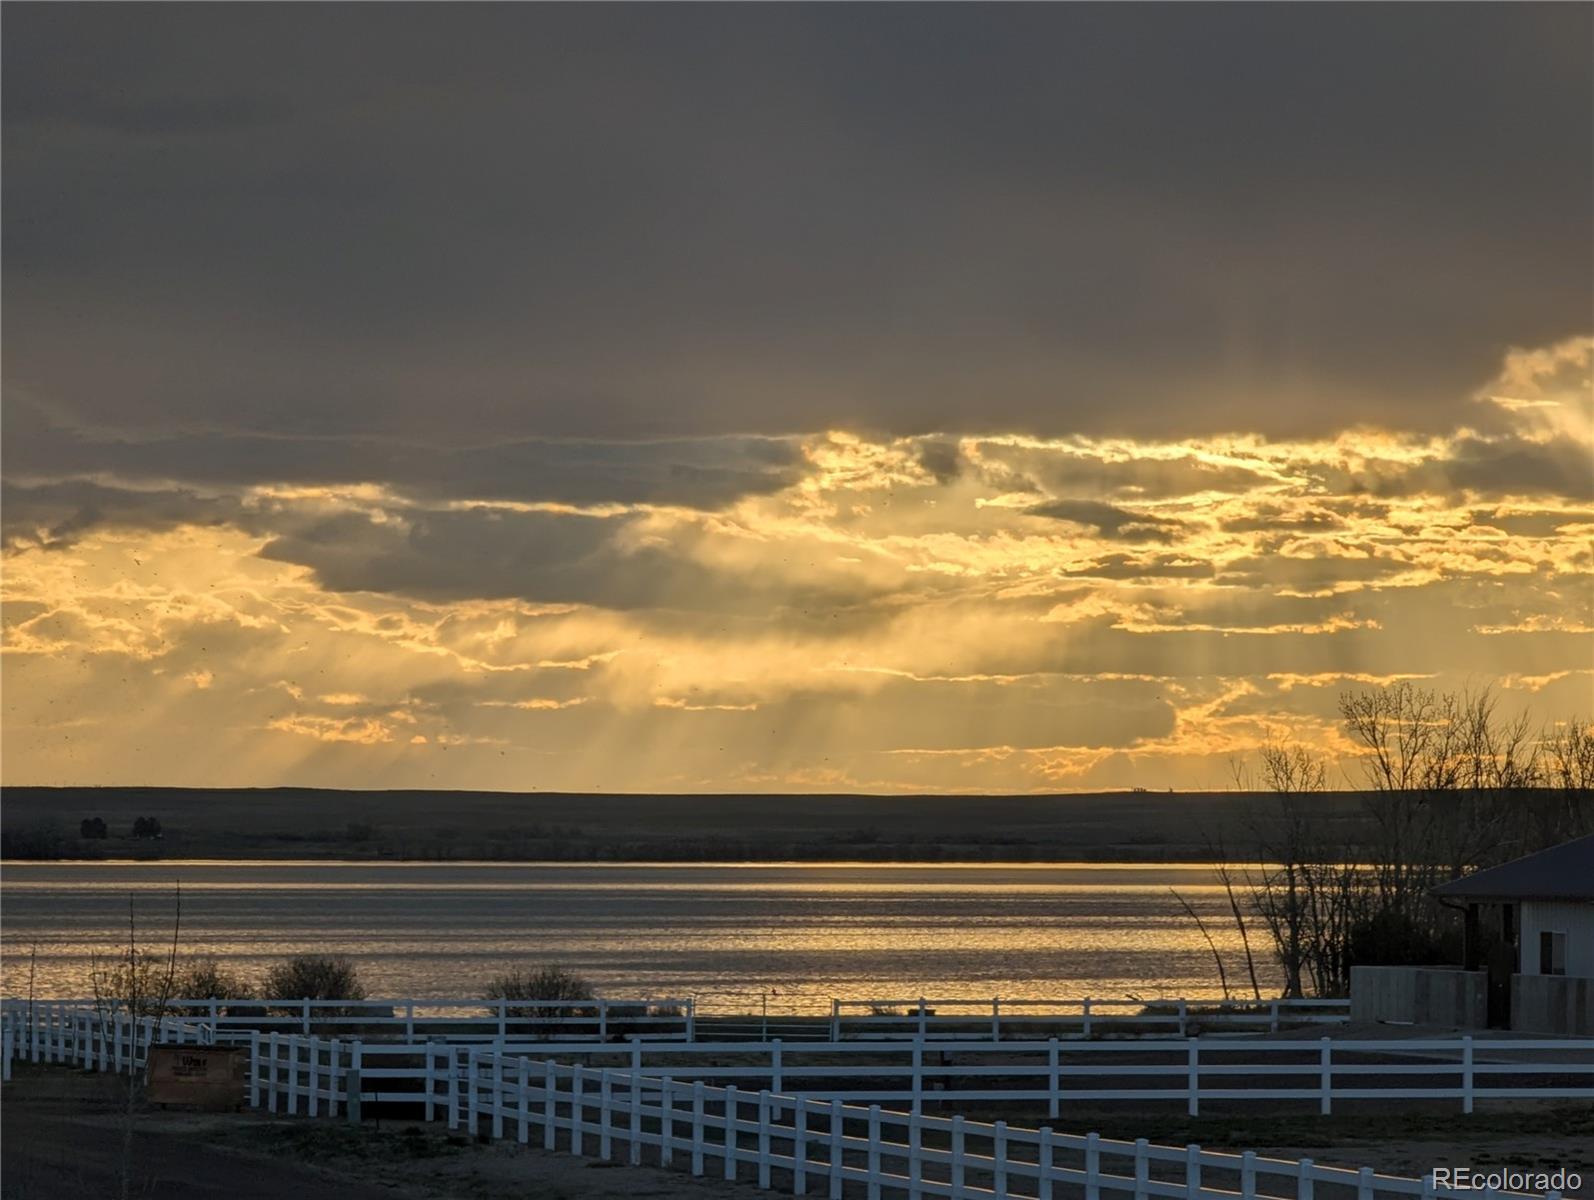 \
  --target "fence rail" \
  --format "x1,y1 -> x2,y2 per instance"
235,1031 -> 1594,1119
3,1006 -> 1576,1200
832,998 -> 1352,1041
274,1043 -> 1558,1200
8,1002 -> 1591,1118
2,996 -> 694,1041
3,994 -> 1354,1044
1,1004 -> 212,1080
